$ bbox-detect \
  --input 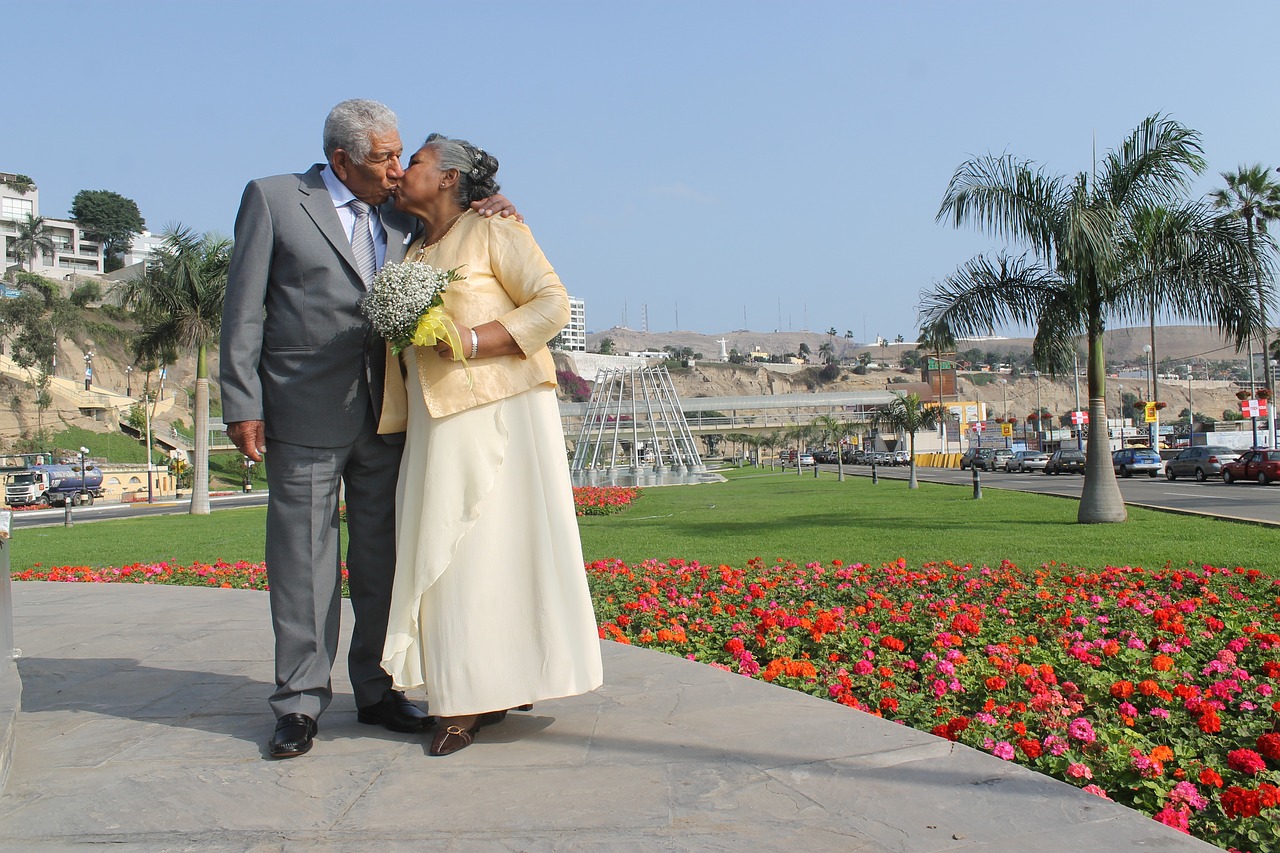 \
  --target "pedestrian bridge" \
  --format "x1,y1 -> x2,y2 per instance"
559,390 -> 900,436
